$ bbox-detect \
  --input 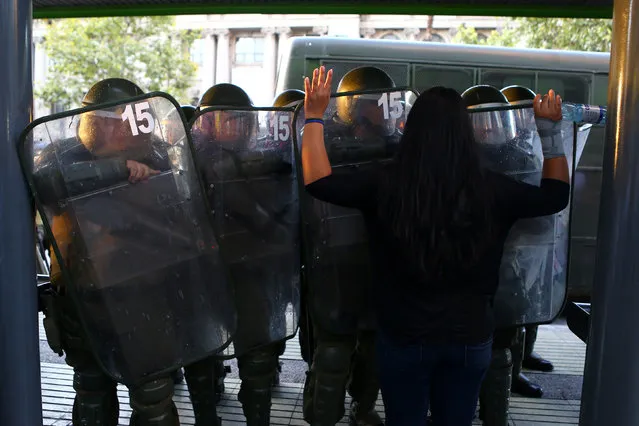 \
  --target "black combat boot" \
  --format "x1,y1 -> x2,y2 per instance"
511,373 -> 543,398
510,327 -> 544,398
522,325 -> 554,372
